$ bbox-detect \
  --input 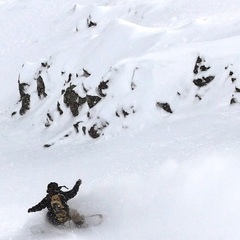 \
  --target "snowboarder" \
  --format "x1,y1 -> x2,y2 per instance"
28,179 -> 85,227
